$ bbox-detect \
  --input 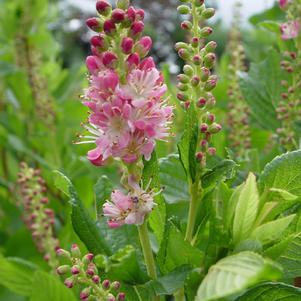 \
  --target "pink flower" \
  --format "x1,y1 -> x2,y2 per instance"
280,20 -> 300,40
102,179 -> 157,228
119,59 -> 167,108
279,0 -> 289,9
